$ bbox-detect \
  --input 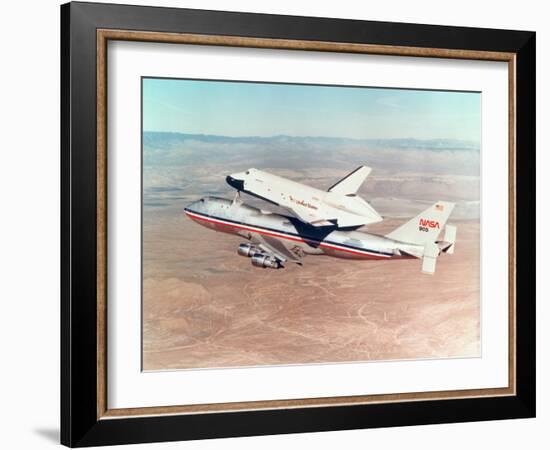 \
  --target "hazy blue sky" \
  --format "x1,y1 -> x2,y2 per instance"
142,78 -> 480,141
